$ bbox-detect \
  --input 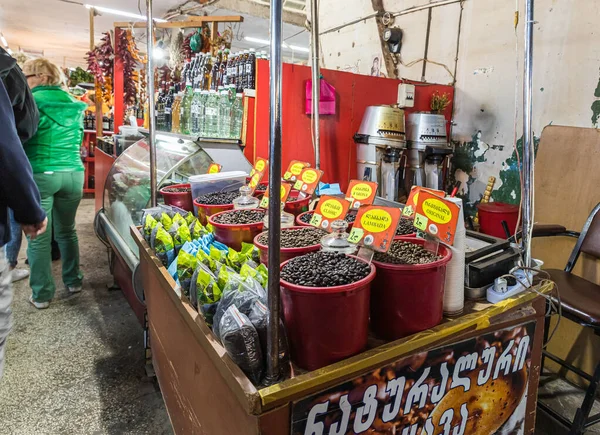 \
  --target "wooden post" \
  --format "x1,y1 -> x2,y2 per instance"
210,22 -> 218,55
